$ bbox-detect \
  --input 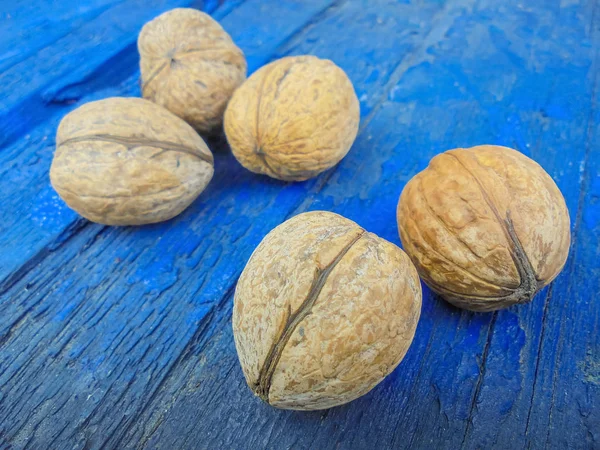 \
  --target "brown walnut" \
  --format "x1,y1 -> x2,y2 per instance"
138,8 -> 247,133
233,211 -> 421,410
224,55 -> 360,181
397,145 -> 571,312
50,97 -> 214,226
